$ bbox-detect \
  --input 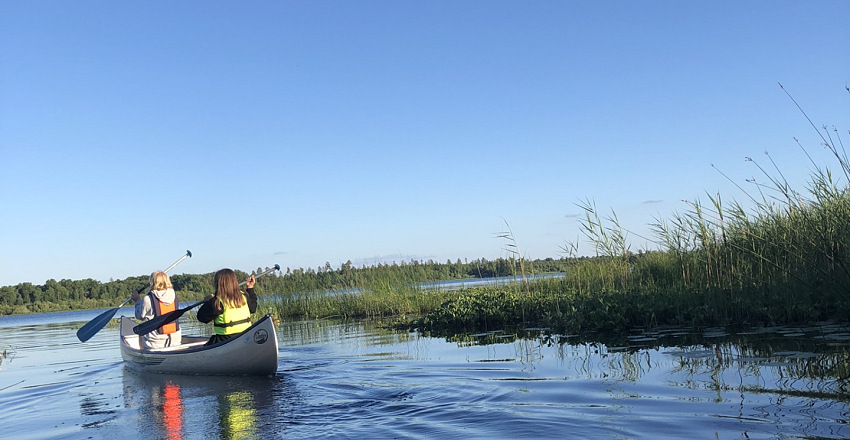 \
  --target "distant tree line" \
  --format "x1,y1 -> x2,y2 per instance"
0,257 -> 567,315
